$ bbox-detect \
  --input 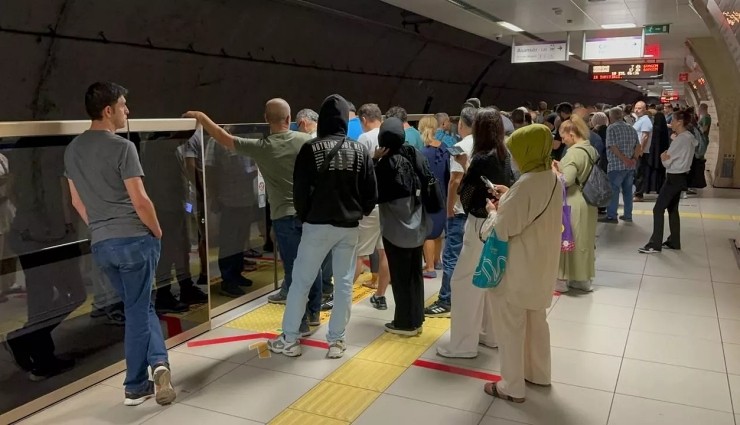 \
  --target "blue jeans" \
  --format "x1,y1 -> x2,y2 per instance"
439,214 -> 467,306
607,170 -> 635,220
272,216 -> 324,315
282,224 -> 358,342
91,235 -> 167,393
